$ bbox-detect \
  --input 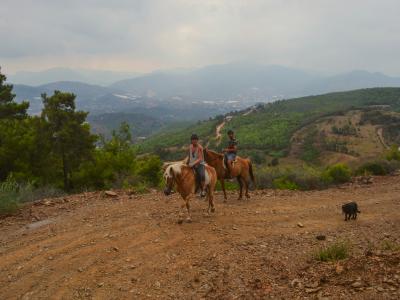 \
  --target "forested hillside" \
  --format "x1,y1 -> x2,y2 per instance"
139,88 -> 400,161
